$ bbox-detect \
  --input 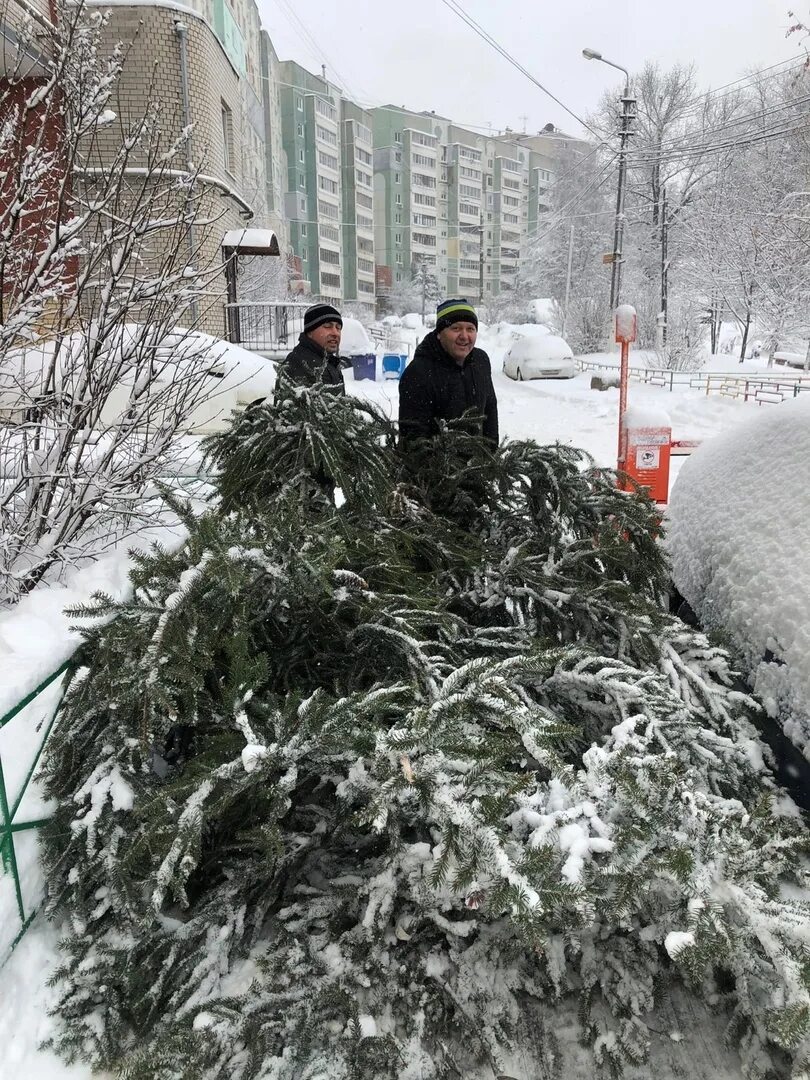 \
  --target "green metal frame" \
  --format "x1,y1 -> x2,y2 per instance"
0,660 -> 72,962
